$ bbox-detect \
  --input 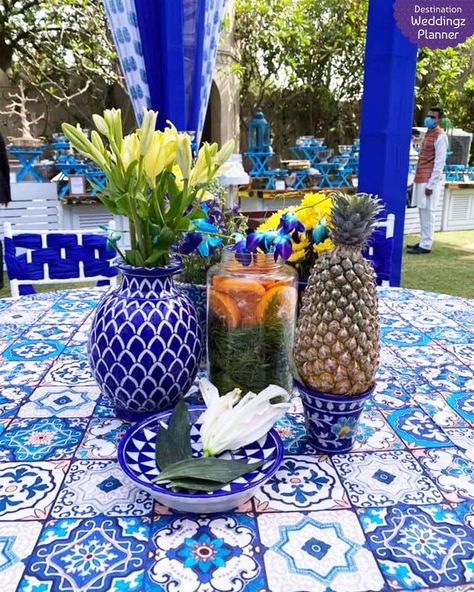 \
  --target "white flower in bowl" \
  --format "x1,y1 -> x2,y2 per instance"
199,378 -> 290,457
